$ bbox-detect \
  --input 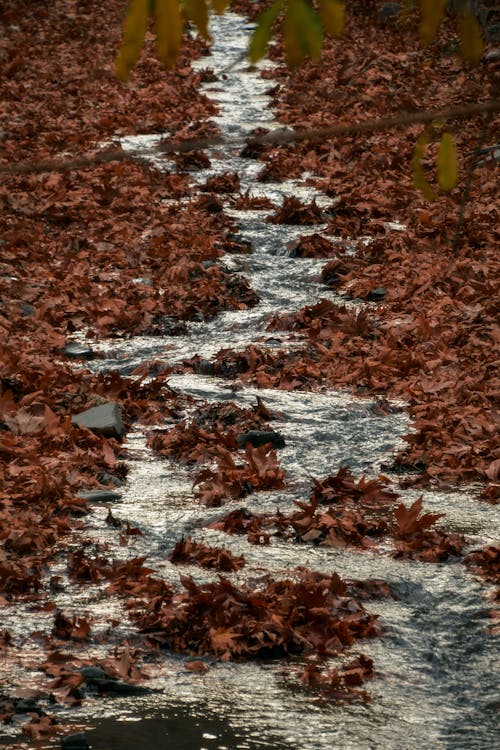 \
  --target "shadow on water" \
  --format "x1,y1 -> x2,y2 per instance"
86,708 -> 290,750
